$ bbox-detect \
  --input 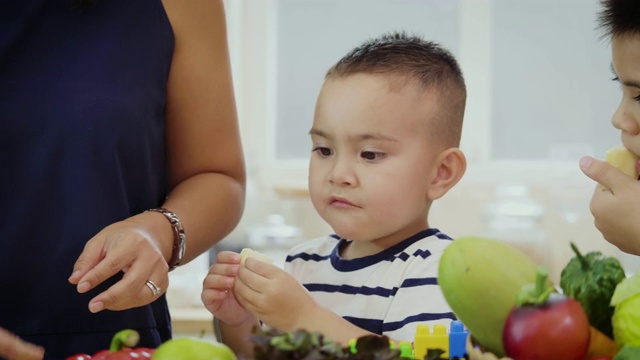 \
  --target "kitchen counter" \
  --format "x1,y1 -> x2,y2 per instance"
170,306 -> 216,340
166,252 -> 217,339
